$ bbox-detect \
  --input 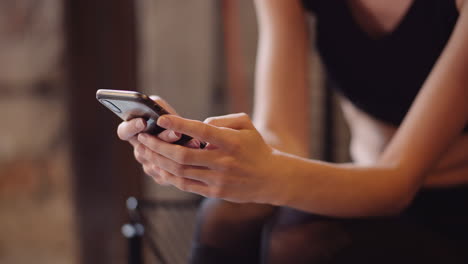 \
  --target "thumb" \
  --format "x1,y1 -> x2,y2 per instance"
204,113 -> 255,130
156,115 -> 232,148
